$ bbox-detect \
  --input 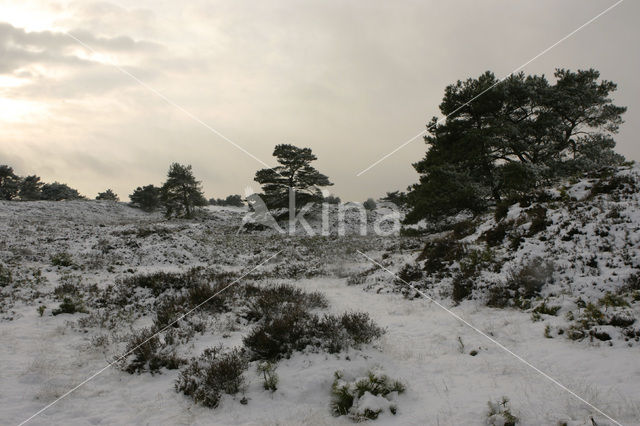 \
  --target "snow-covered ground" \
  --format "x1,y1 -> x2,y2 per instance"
1,166 -> 640,425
